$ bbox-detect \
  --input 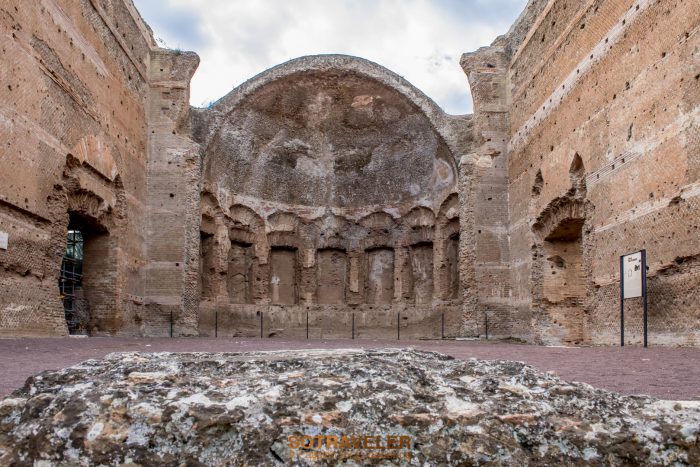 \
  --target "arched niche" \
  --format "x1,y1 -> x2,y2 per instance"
59,155 -> 125,336
531,197 -> 589,345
